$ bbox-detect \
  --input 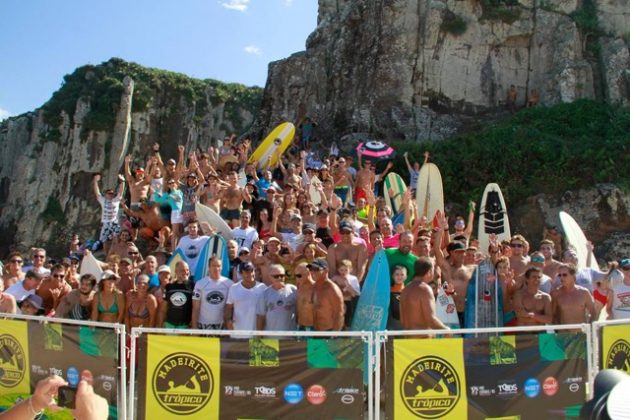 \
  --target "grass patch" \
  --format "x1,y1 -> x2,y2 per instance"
441,10 -> 468,36
390,99 -> 630,212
